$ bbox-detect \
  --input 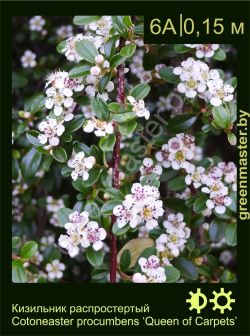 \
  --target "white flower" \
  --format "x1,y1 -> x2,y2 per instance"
184,44 -> 219,58
156,133 -> 199,173
132,255 -> 166,283
139,158 -> 162,180
207,78 -> 234,106
83,118 -> 114,137
113,183 -> 163,231
21,50 -> 37,68
219,250 -> 233,265
38,117 -> 65,147
127,96 -> 150,120
45,260 -> 65,280
80,221 -> 107,251
88,16 -> 113,36
29,16 -> 45,32
206,194 -> 232,214
90,66 -> 101,76
58,211 -> 106,258
185,166 -> 205,188
67,152 -> 96,181
95,54 -> 105,64
56,25 -> 73,39
156,213 -> 190,259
